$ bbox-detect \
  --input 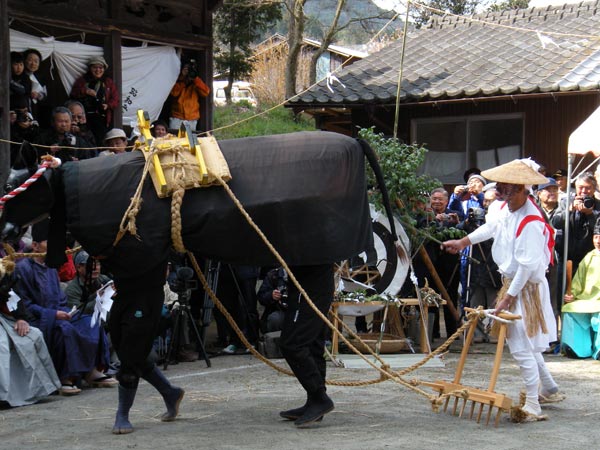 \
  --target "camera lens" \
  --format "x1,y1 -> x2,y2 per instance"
583,197 -> 594,208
